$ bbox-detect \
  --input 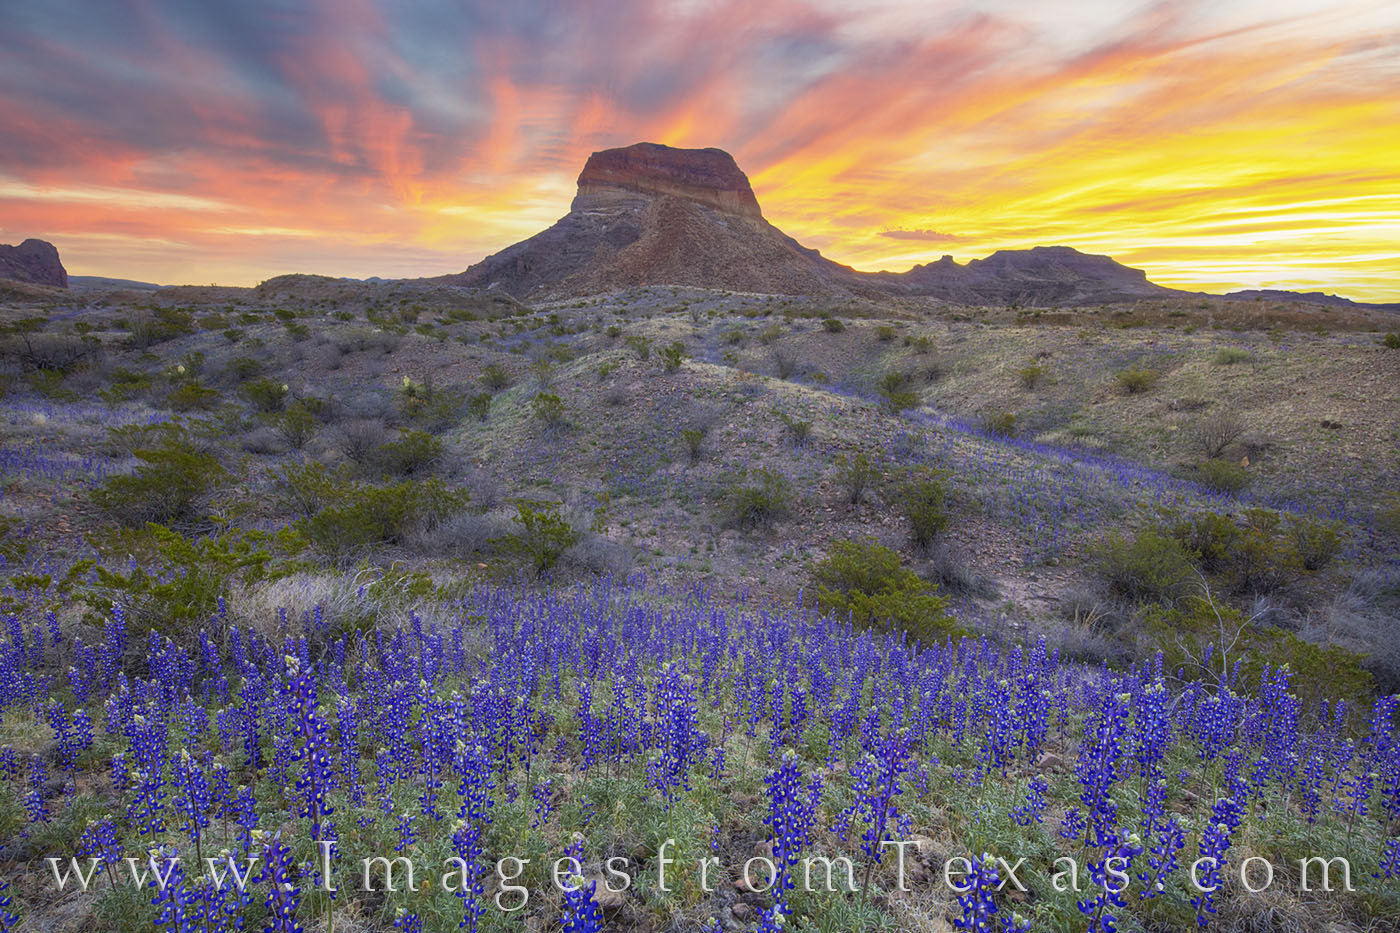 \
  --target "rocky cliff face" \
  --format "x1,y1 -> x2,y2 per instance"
445,143 -> 860,299
0,238 -> 67,288
572,143 -> 763,219
445,143 -> 1180,304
